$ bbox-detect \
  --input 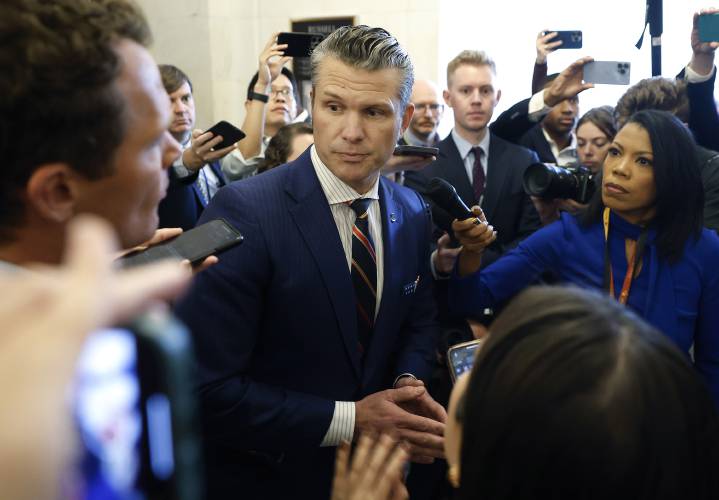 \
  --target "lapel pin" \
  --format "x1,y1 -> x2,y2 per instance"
390,213 -> 397,223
